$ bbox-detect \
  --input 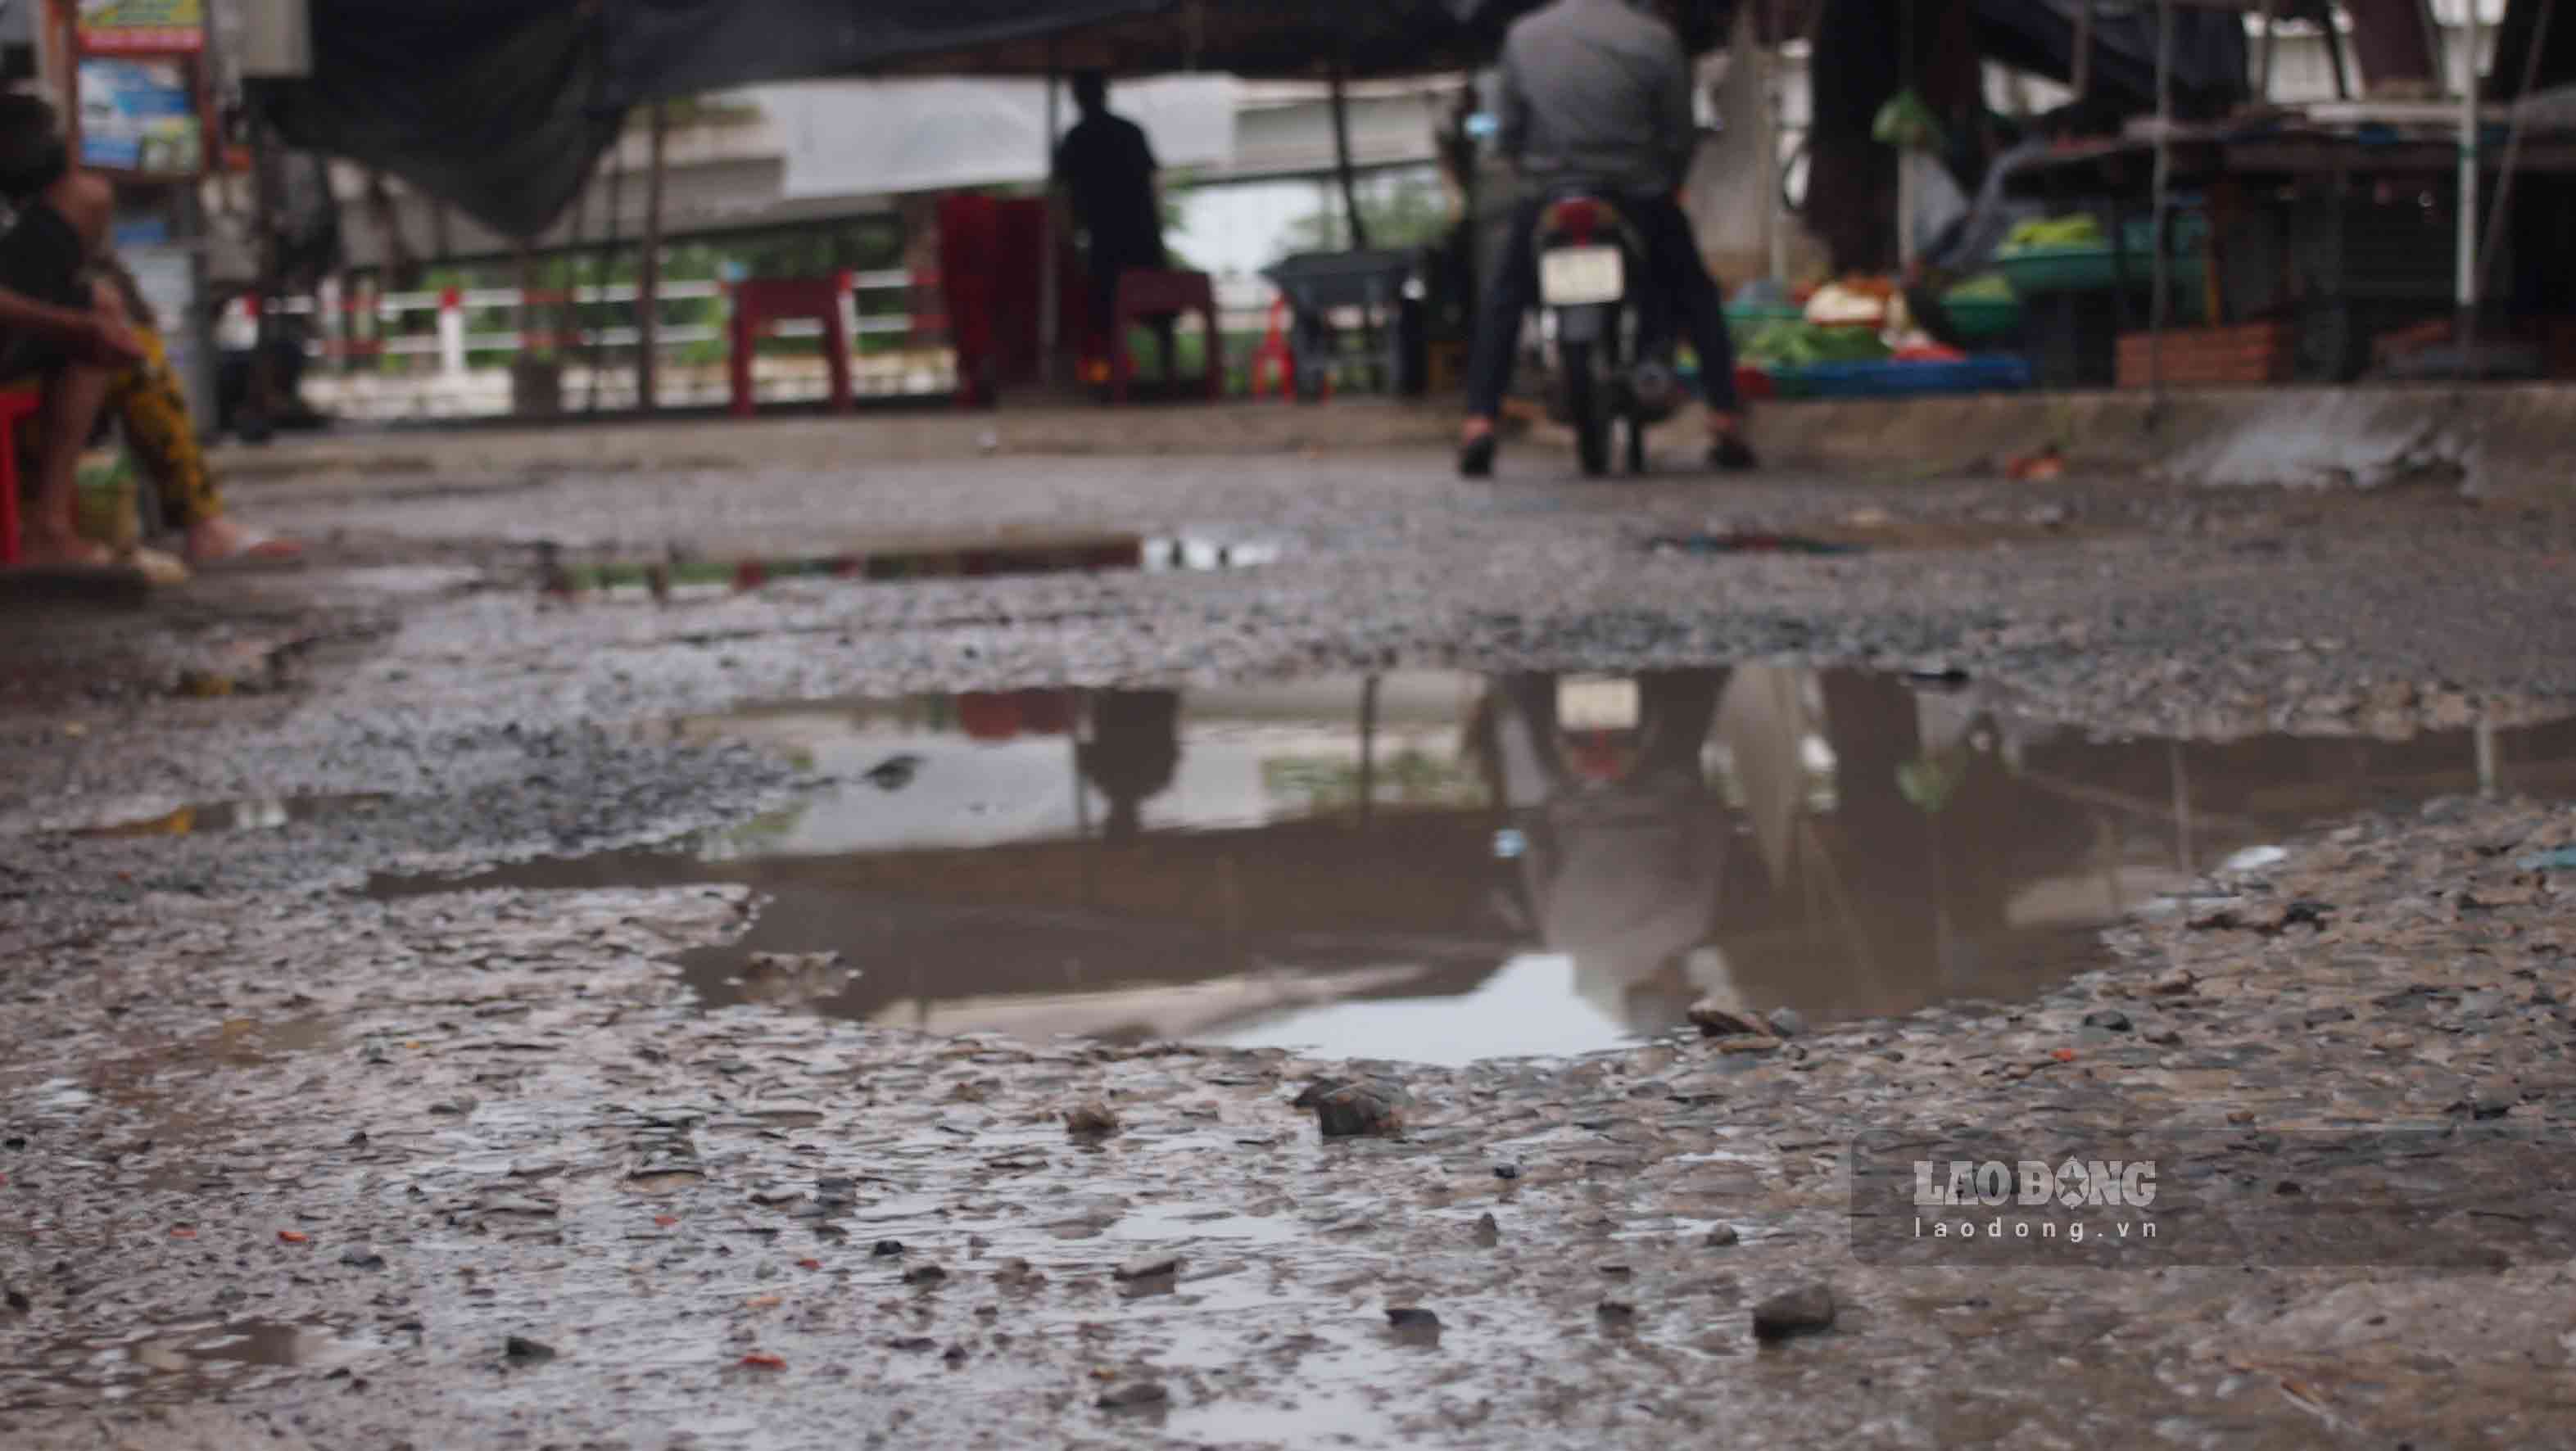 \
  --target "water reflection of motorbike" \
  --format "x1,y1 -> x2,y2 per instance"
1477,670 -> 1735,1035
